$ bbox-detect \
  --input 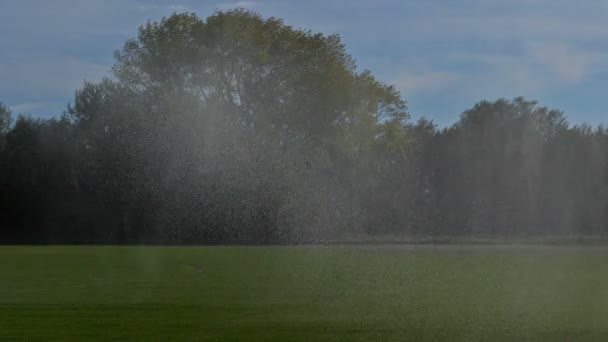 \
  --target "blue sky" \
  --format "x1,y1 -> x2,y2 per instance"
1,0 -> 608,126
